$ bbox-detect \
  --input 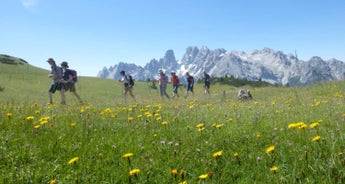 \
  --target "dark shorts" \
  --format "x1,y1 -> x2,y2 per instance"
48,82 -> 62,93
62,82 -> 76,92
205,82 -> 210,89
186,84 -> 194,92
